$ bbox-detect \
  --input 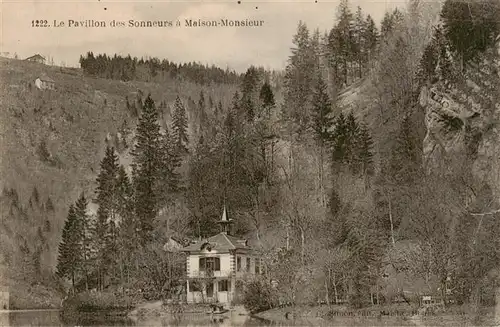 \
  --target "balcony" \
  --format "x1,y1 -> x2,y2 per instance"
188,269 -> 233,278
